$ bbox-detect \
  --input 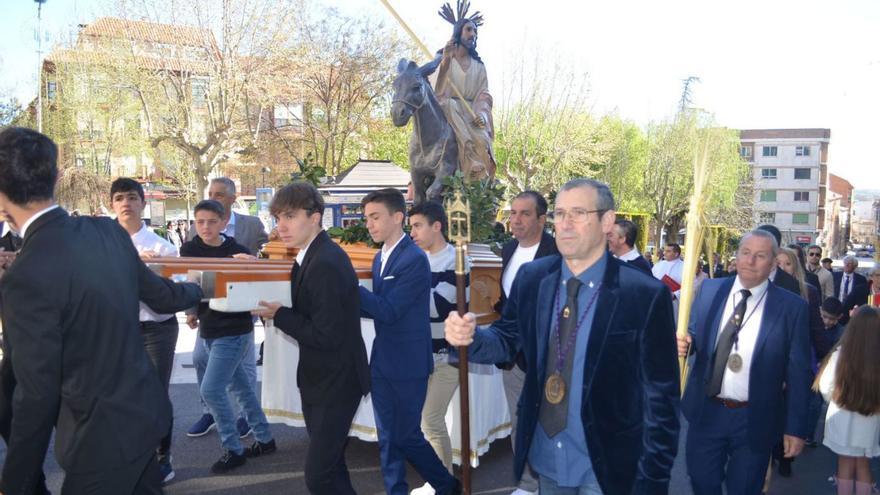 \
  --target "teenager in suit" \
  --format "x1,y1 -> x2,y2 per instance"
446,179 -> 681,494
0,127 -> 203,495
678,230 -> 811,495
607,218 -> 652,274
358,188 -> 460,495
187,177 -> 268,438
496,191 -> 557,495
253,183 -> 370,494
